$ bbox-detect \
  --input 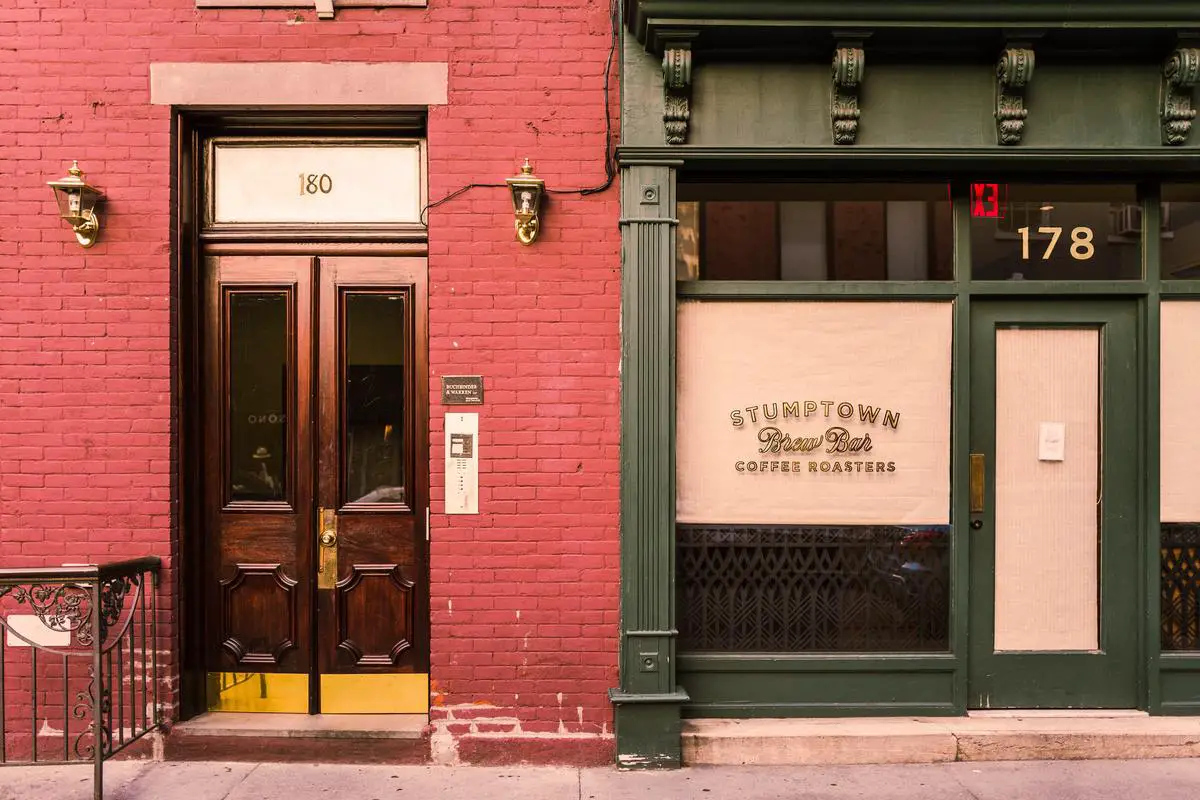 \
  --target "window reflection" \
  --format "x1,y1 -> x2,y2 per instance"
1162,186 -> 1200,279
344,293 -> 406,504
969,185 -> 1141,280
228,292 -> 289,502
678,525 -> 951,652
675,184 -> 953,281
